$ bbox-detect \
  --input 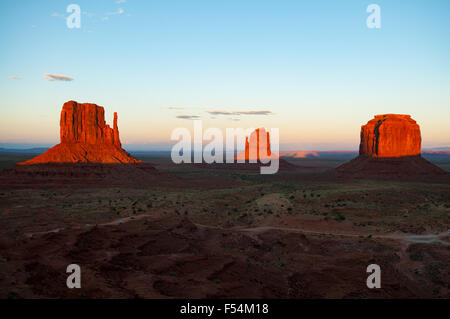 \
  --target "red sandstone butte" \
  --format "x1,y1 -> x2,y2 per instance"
20,101 -> 141,164
235,128 -> 278,161
337,114 -> 448,179
359,114 -> 421,157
